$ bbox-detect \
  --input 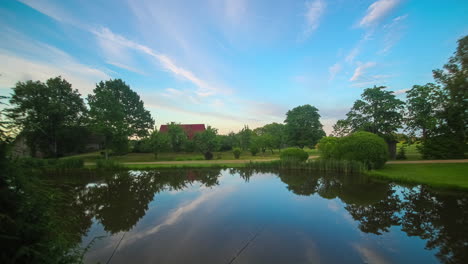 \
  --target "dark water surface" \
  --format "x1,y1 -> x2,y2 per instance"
57,168 -> 468,263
